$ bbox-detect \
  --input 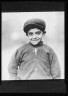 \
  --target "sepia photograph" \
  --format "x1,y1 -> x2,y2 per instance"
2,12 -> 64,80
